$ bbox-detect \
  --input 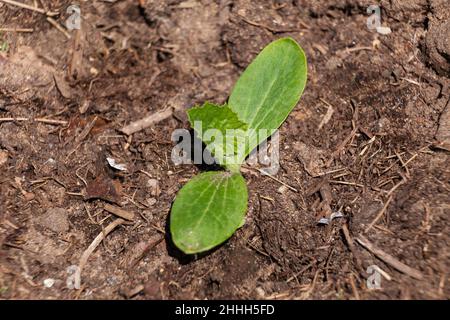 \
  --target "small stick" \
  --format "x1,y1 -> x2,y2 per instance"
0,117 -> 68,125
365,195 -> 393,233
66,191 -> 84,196
3,219 -> 19,229
402,152 -> 418,167
317,181 -> 332,221
75,116 -> 98,143
0,0 -> 45,14
438,273 -> 446,296
345,46 -> 373,53
317,168 -> 347,176
318,98 -> 334,130
395,150 -> 410,177
46,17 -> 71,39
326,126 -> 358,167
0,0 -> 57,15
400,77 -> 421,86
257,168 -> 298,192
356,235 -> 423,280
371,264 -> 392,281
342,224 -> 363,272
236,12 -> 299,34
260,195 -> 274,202
75,218 -> 125,288
124,284 -> 145,299
121,108 -> 173,135
329,180 -> 365,188
104,204 -> 135,221
386,178 -> 406,197
348,273 -> 360,300
127,236 -> 164,269
0,27 -> 34,32
286,262 -> 314,283
36,118 -> 68,125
